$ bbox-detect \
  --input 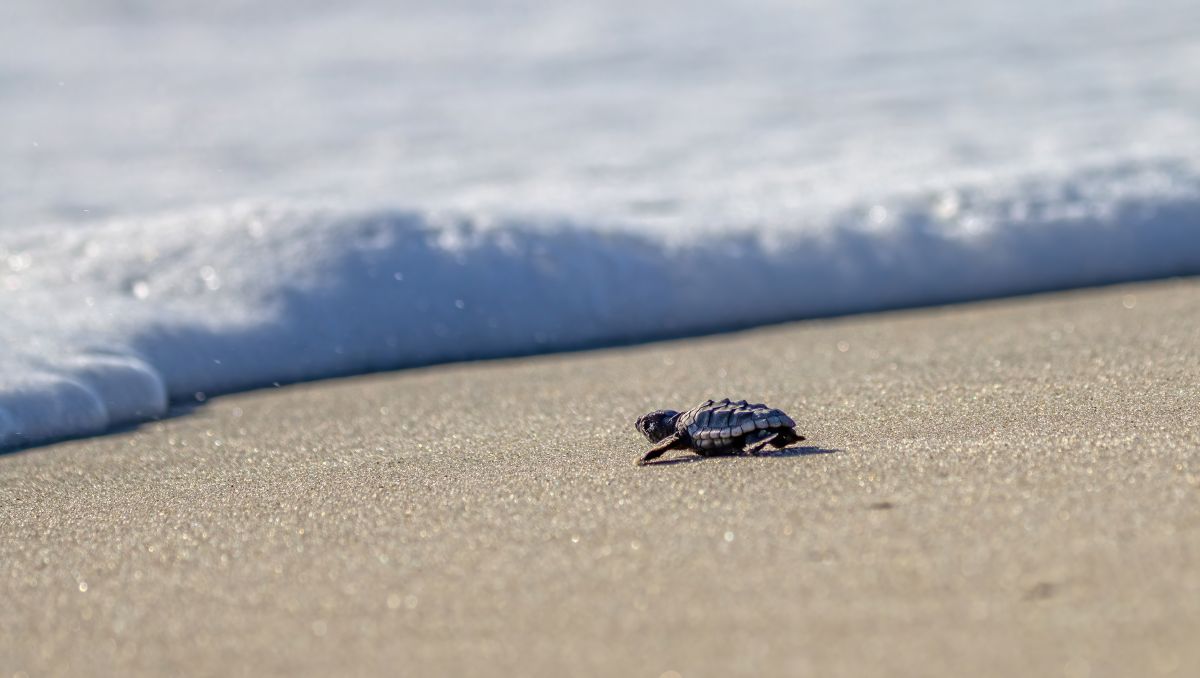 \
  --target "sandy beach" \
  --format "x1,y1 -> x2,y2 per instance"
2,278 -> 1198,677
